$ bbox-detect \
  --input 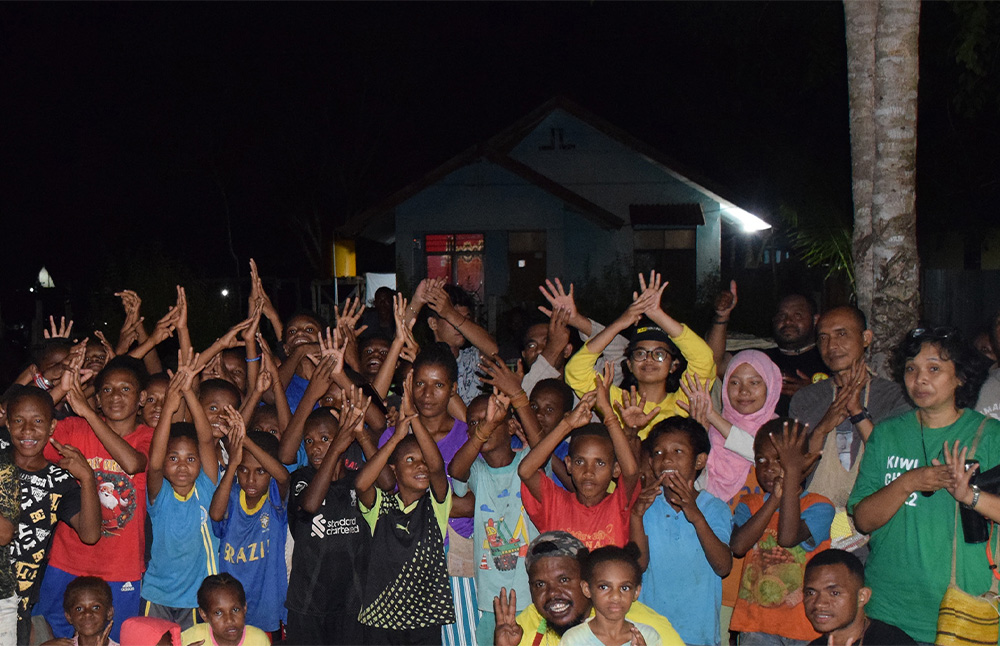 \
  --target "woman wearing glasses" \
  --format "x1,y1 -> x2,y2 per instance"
848,327 -> 998,642
564,271 -> 717,440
